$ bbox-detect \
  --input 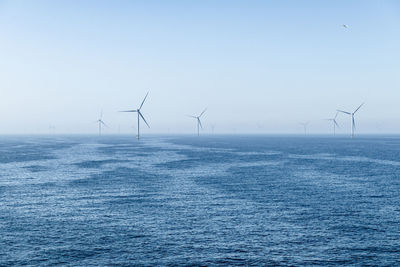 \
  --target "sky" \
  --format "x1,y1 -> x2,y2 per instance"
0,0 -> 399,134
